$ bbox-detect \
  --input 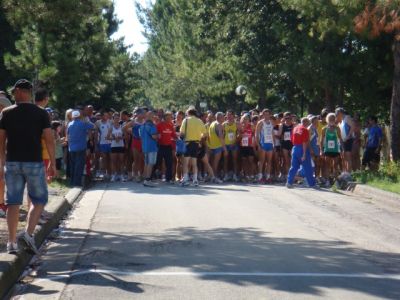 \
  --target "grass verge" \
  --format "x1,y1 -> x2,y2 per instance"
353,162 -> 400,195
